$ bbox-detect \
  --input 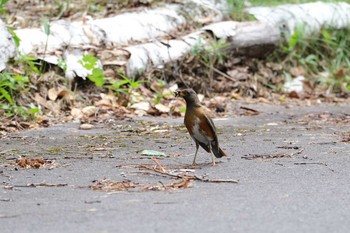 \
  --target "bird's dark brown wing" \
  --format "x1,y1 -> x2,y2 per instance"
201,109 -> 227,158
198,109 -> 218,143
